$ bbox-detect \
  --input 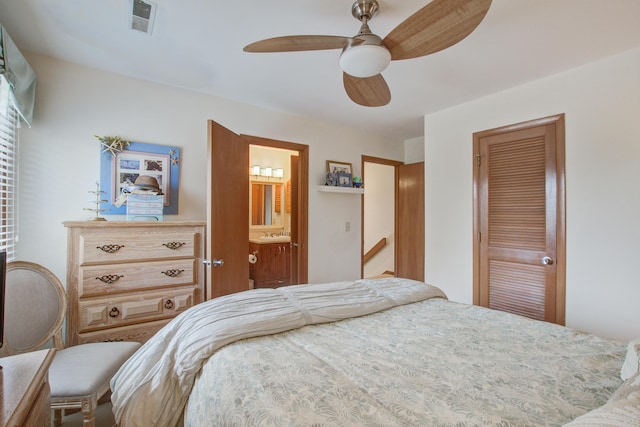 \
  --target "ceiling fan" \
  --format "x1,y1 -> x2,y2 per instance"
244,0 -> 492,107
